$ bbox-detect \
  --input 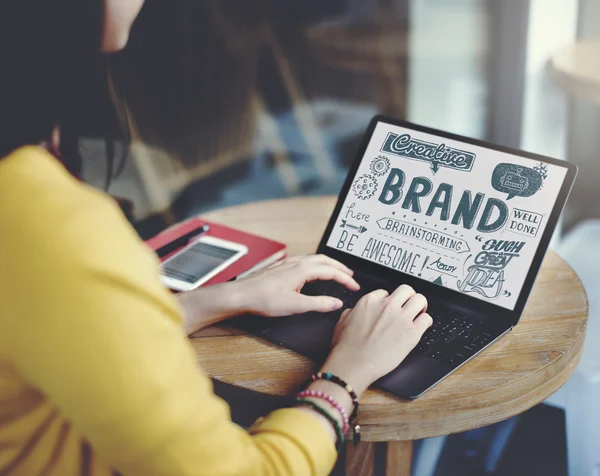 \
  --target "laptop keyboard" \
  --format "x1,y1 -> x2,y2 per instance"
303,279 -> 506,367
415,305 -> 498,365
